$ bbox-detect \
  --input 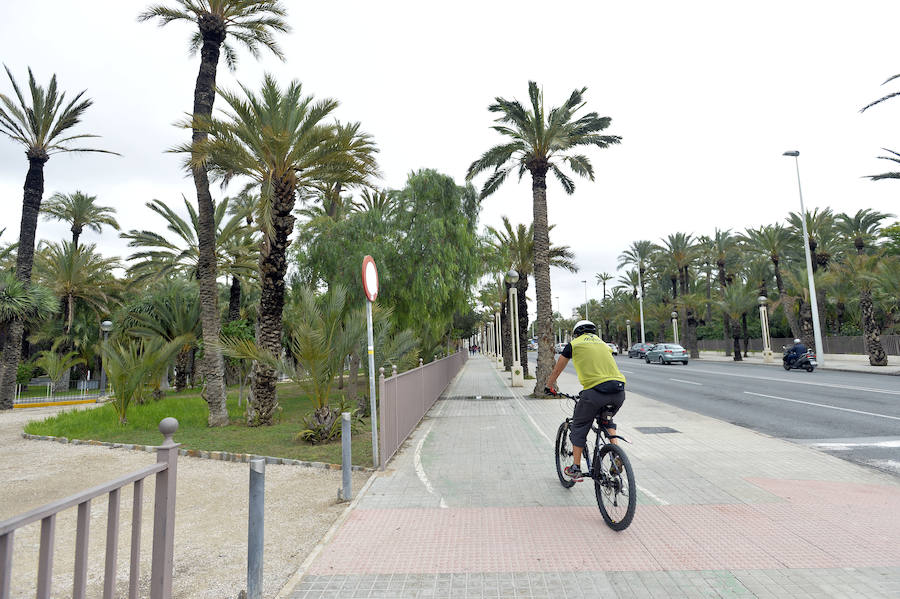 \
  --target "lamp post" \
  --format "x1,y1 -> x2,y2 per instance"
671,311 -> 679,344
494,302 -> 502,370
626,319 -> 632,351
758,295 -> 773,363
506,270 -> 523,386
637,267 -> 646,343
98,320 -> 112,396
783,150 -> 825,366
581,280 -> 589,321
